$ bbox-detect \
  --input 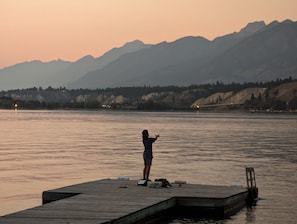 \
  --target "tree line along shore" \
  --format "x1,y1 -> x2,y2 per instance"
0,77 -> 297,112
